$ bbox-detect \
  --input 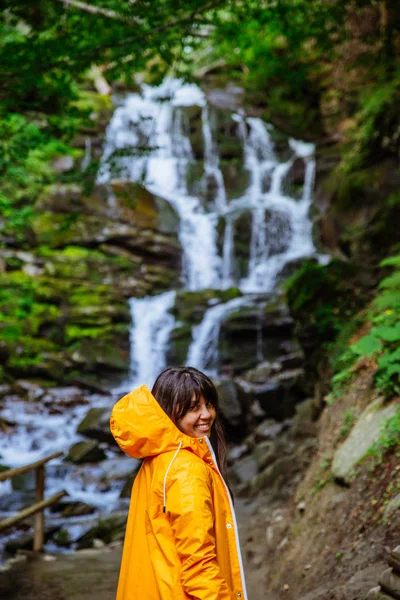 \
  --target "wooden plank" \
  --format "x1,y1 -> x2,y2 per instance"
33,466 -> 45,552
0,490 -> 67,532
0,451 -> 63,482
